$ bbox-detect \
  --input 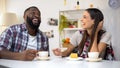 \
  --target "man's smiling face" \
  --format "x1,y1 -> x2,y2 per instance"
24,7 -> 41,30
